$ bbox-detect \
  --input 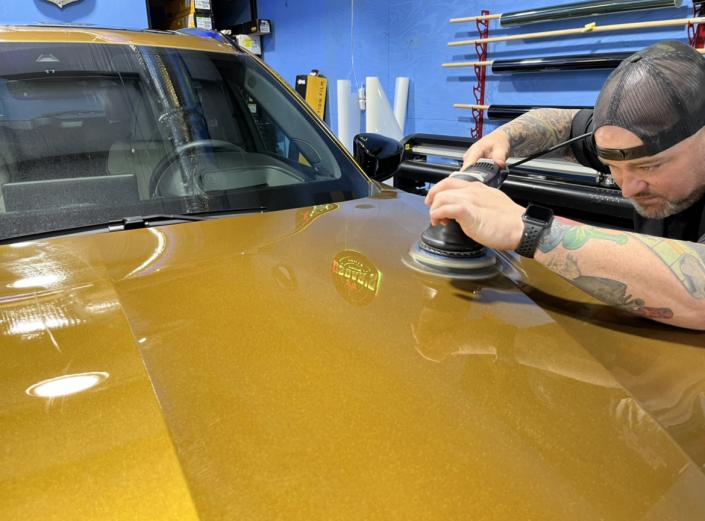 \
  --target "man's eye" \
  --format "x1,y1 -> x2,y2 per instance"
640,164 -> 660,171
